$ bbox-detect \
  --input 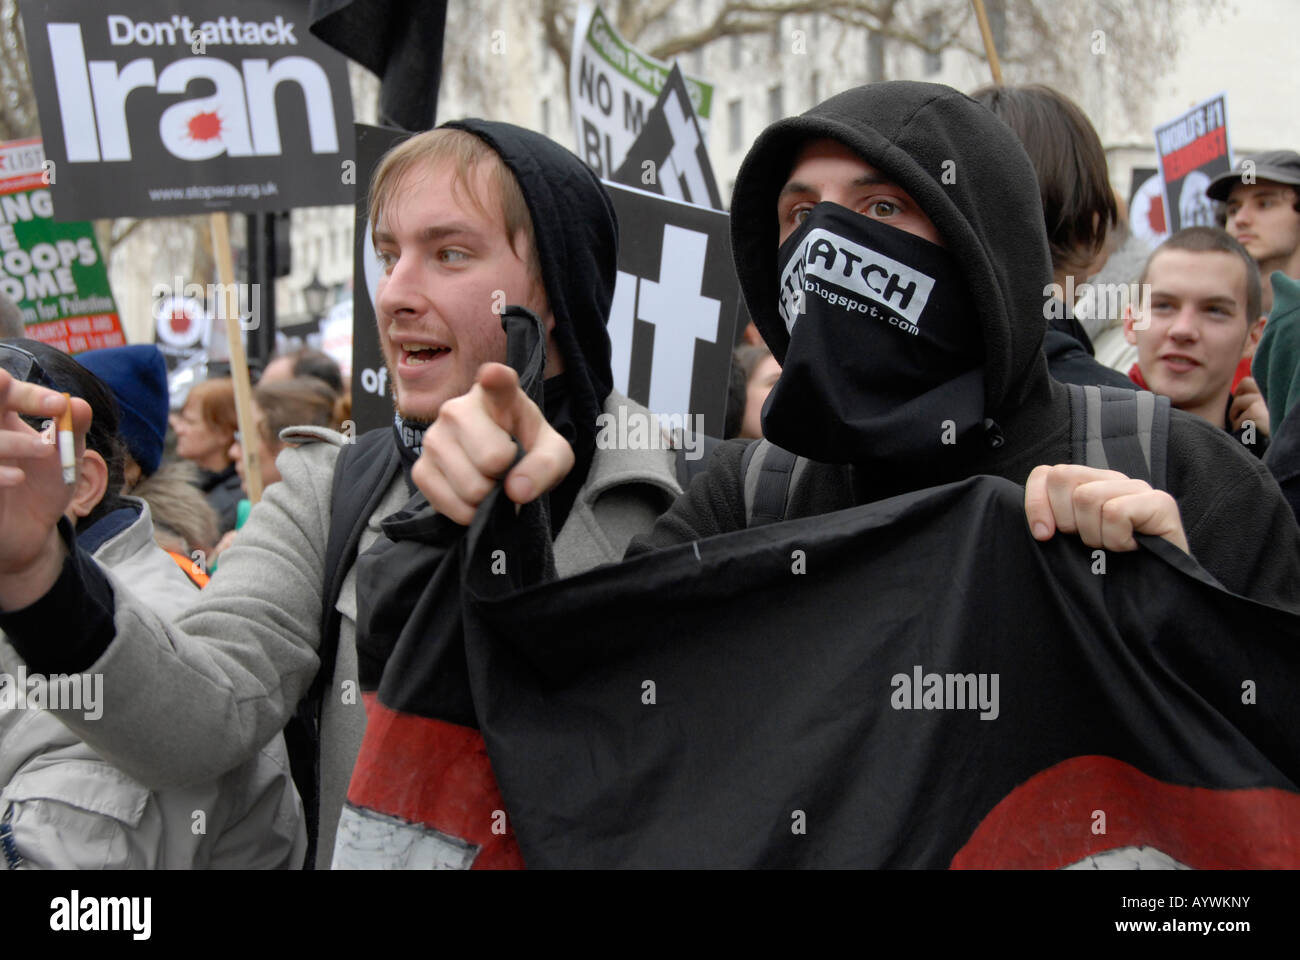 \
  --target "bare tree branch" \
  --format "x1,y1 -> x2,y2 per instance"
542,0 -> 574,86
